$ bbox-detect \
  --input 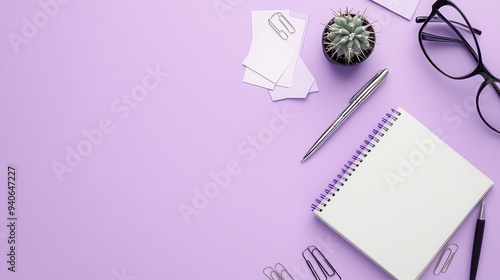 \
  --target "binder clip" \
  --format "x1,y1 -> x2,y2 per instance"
268,12 -> 296,40
263,262 -> 295,280
302,245 -> 341,280
433,243 -> 459,275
